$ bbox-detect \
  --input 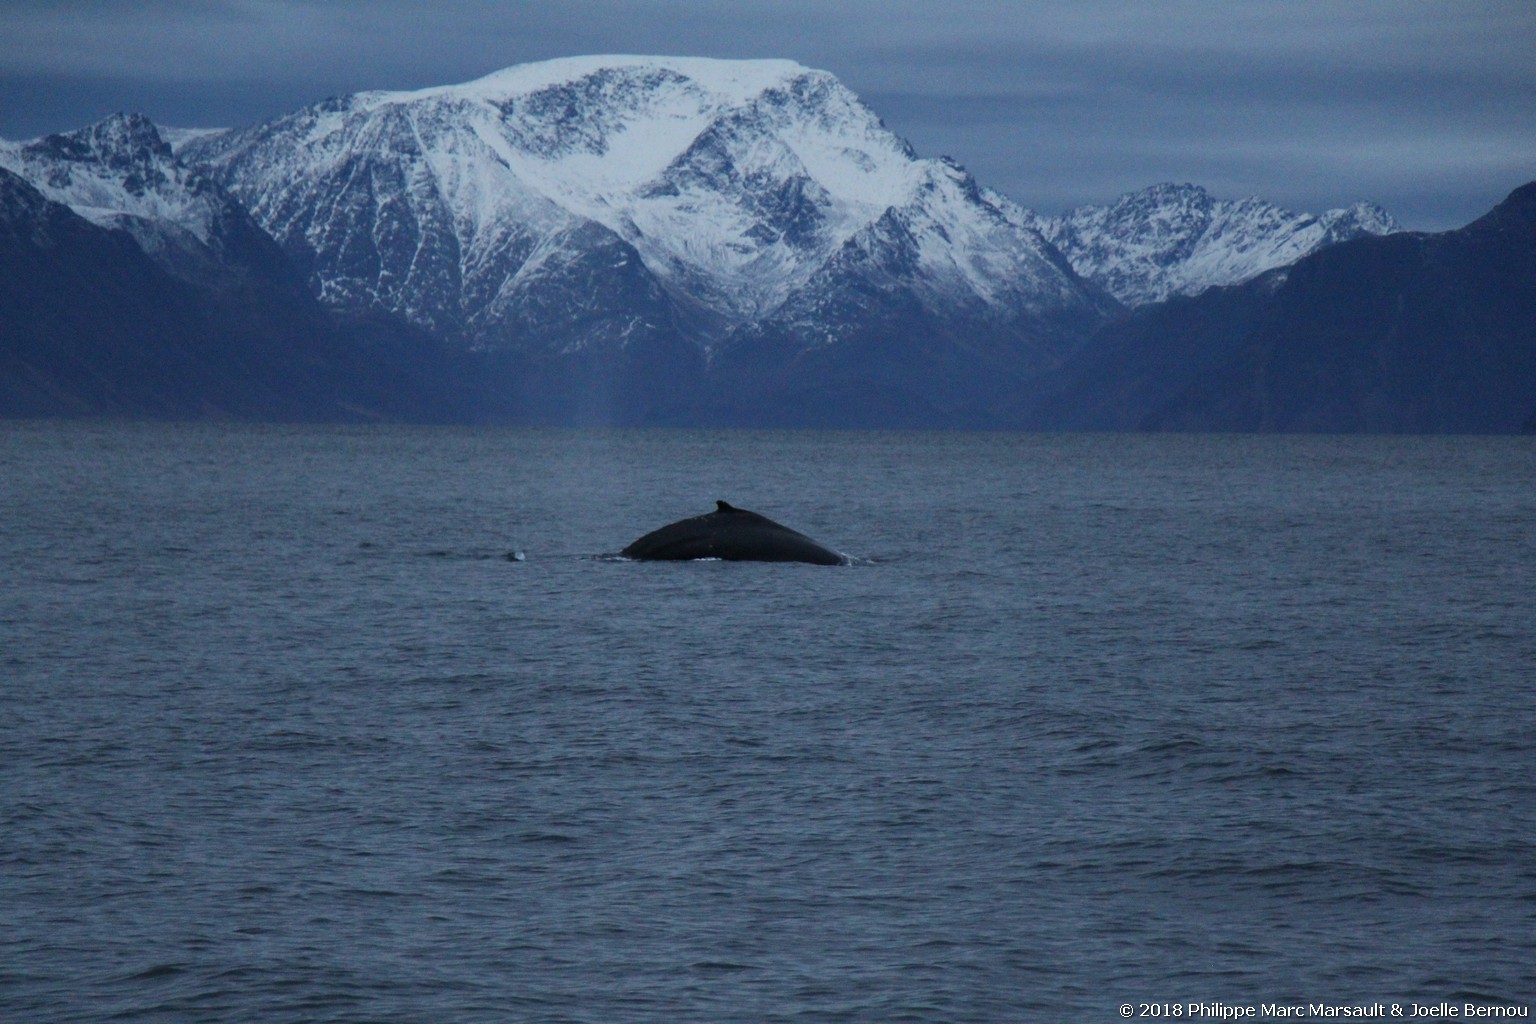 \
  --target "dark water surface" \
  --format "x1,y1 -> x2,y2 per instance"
3,423 -> 1533,1022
